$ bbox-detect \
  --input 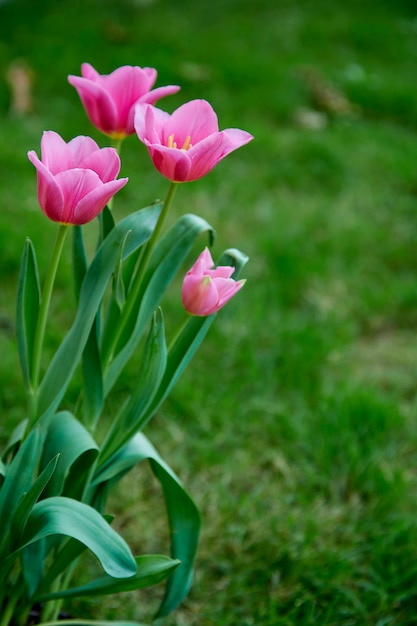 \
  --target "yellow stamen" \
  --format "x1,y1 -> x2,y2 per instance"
167,133 -> 192,150
167,133 -> 177,149
182,135 -> 192,150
